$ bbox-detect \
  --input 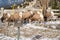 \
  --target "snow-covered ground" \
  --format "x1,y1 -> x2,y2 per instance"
0,33 -> 16,40
0,21 -> 60,40
0,33 -> 60,40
